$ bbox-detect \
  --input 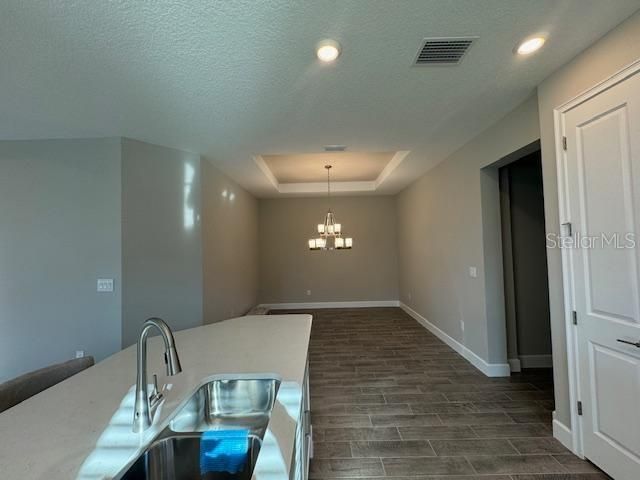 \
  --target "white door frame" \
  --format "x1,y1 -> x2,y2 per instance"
553,57 -> 640,457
